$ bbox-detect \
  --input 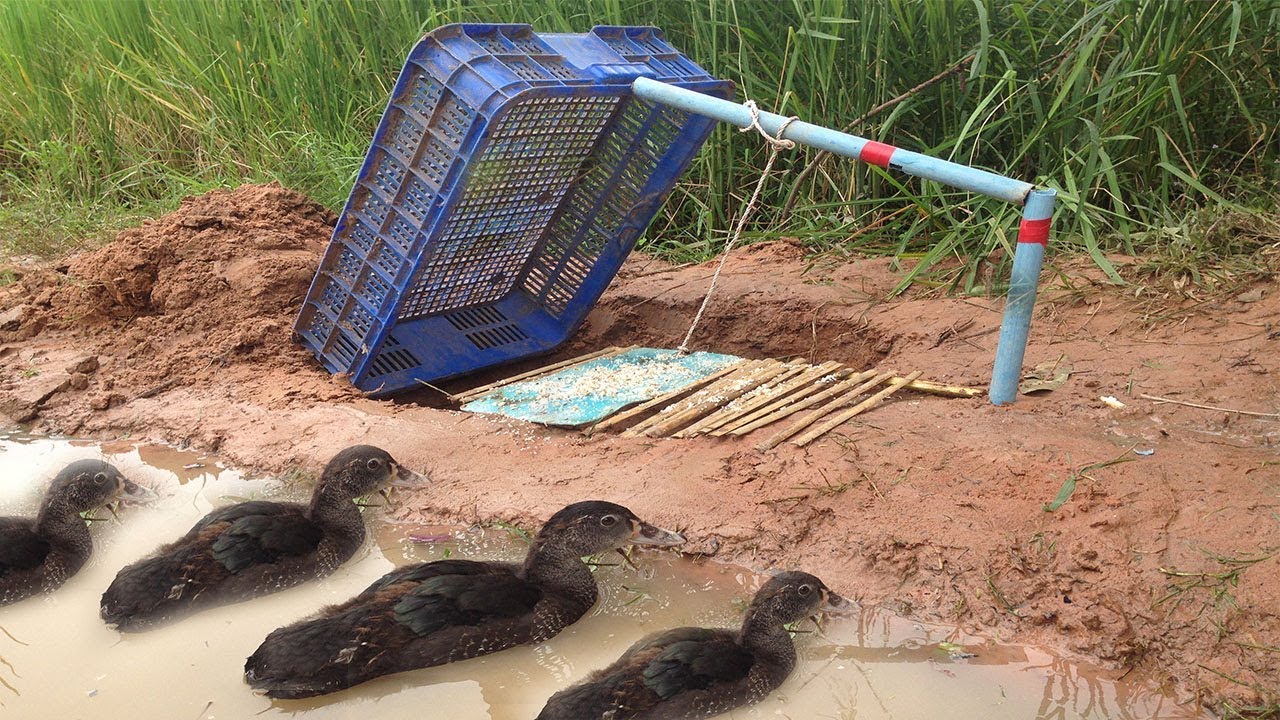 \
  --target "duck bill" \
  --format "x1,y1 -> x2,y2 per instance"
116,478 -> 154,505
628,520 -> 685,548
389,462 -> 427,489
819,589 -> 855,616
